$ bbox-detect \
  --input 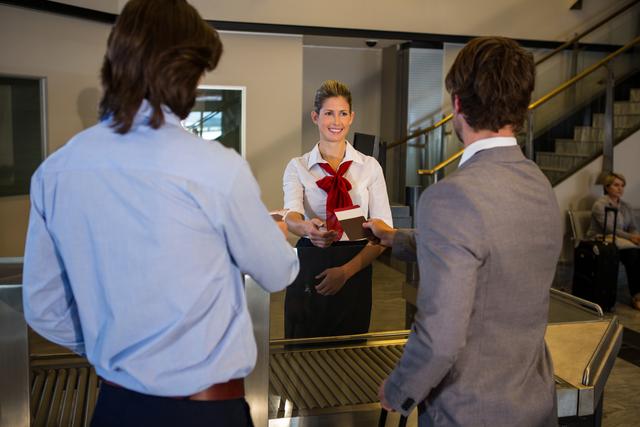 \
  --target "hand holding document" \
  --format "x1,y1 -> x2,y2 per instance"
334,205 -> 378,242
